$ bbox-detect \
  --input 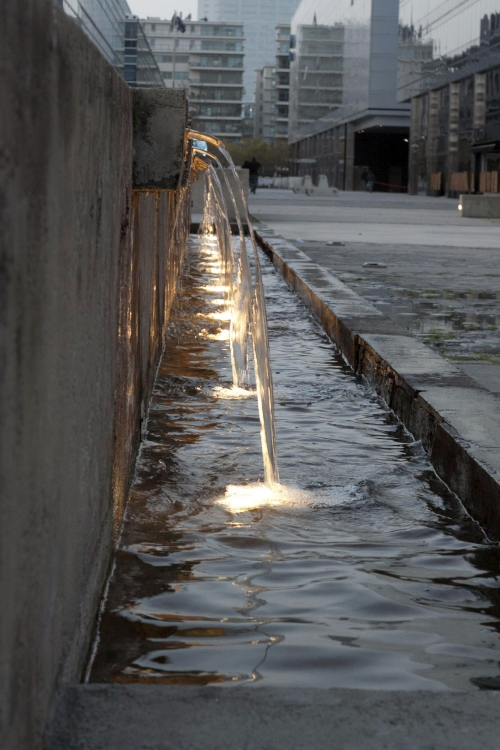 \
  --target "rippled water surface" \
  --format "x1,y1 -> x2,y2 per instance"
90,236 -> 500,691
